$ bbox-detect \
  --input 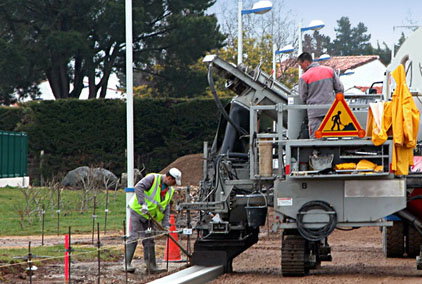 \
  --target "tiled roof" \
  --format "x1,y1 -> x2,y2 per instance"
276,55 -> 382,75
319,55 -> 381,73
